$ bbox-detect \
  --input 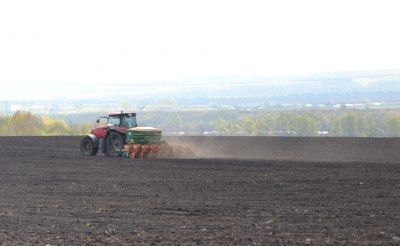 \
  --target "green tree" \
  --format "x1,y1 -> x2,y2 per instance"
293,115 -> 319,136
42,117 -> 71,136
6,111 -> 42,136
386,113 -> 400,137
331,112 -> 363,137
